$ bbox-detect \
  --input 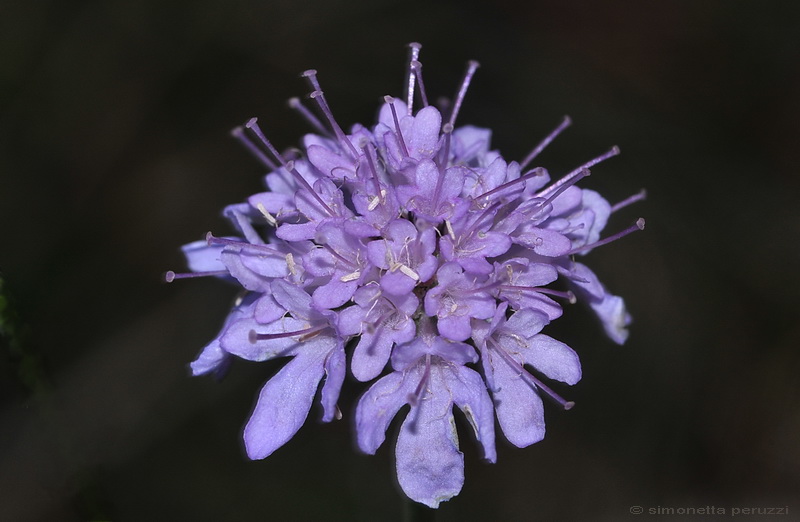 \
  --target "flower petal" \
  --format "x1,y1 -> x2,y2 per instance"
395,369 -> 463,508
355,371 -> 411,454
243,350 -> 327,459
